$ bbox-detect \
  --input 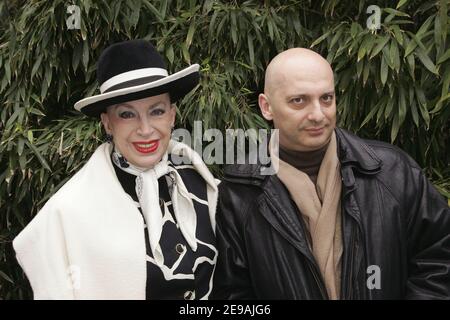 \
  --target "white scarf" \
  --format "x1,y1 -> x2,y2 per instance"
111,146 -> 198,267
